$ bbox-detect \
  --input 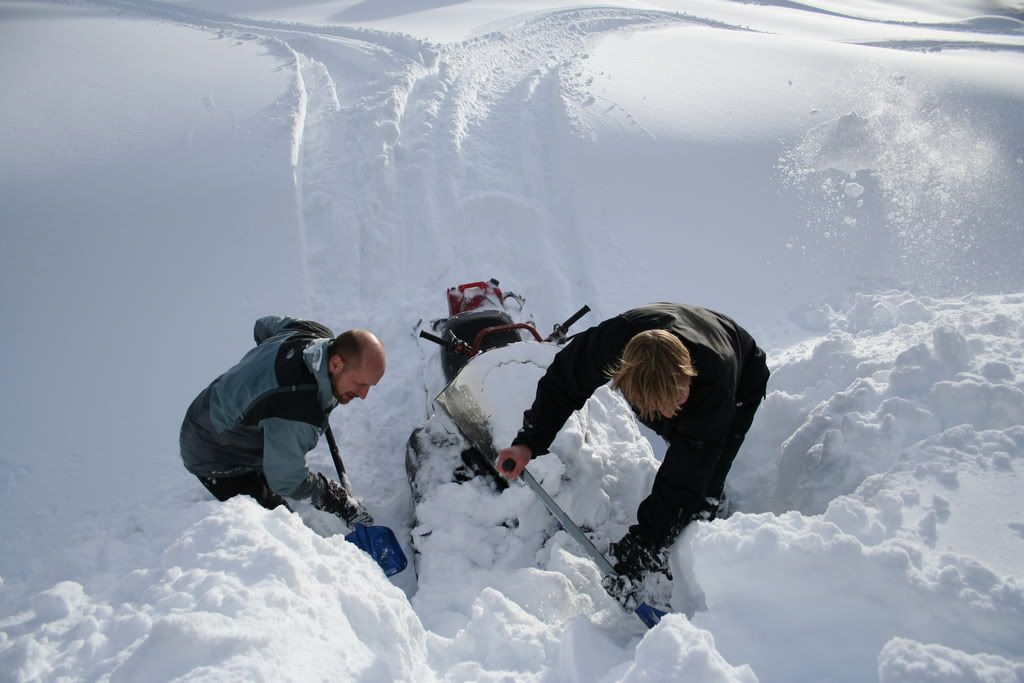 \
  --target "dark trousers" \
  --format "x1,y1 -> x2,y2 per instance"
197,471 -> 292,512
